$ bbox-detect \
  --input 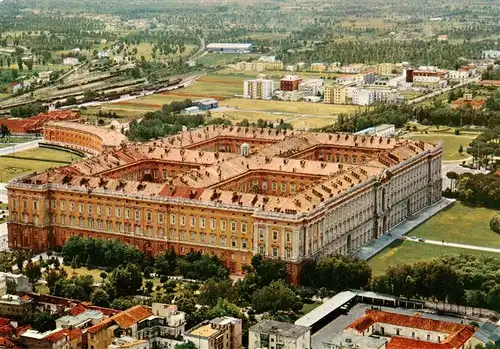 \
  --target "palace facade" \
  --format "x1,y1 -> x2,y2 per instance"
7,125 -> 442,282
